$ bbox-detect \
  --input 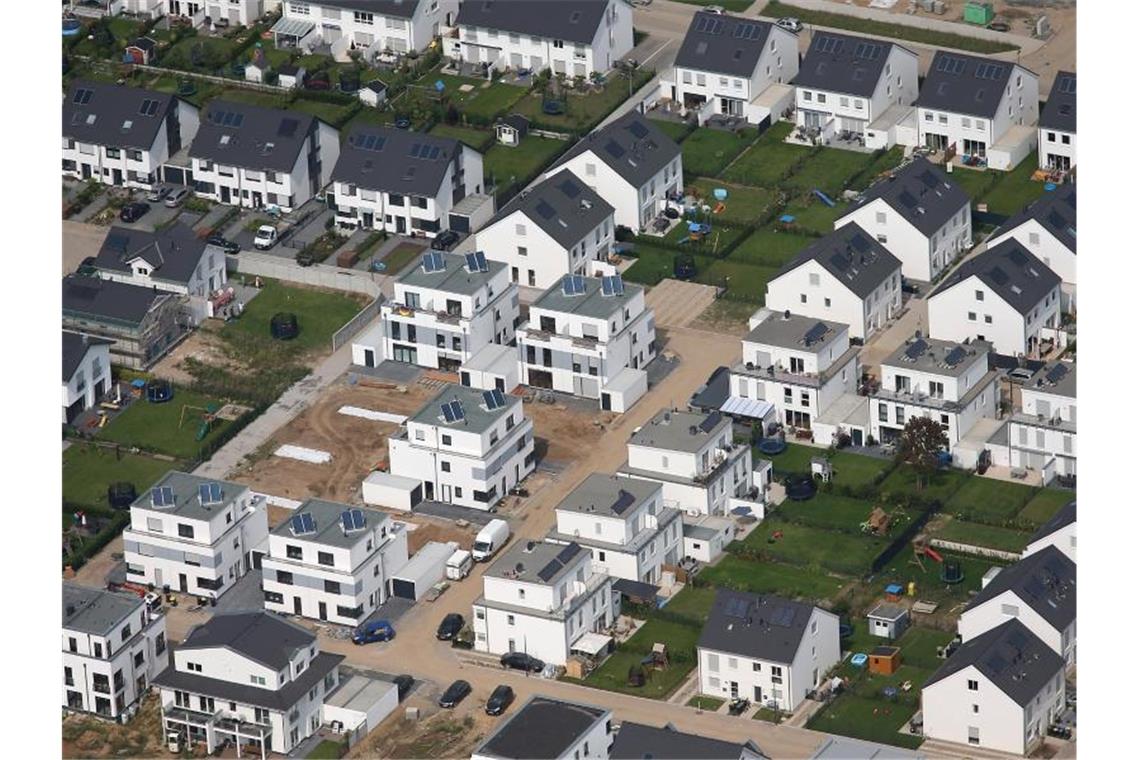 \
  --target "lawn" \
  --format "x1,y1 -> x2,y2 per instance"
780,197 -> 851,236
932,517 -> 1031,554
163,35 -> 241,72
96,389 -> 237,460
720,128 -> 809,187
623,244 -> 705,287
648,117 -> 695,144
829,450 -> 897,491
696,259 -> 778,303
807,694 -> 925,750
675,0 -> 754,12
514,69 -> 655,132
780,493 -> 902,537
682,129 -> 758,179
660,218 -> 748,254
1018,488 -> 1074,526
979,153 -> 1048,216
894,626 -> 958,671
484,136 -> 570,188
63,445 -> 177,512
697,556 -> 849,602
688,179 -> 776,225
574,618 -> 700,699
687,695 -> 725,711
943,477 -> 1037,523
223,280 -> 365,353
381,242 -> 427,277
737,520 -> 888,577
305,739 -> 344,759
730,230 -> 812,268
428,123 -> 494,151
784,150 -> 874,198
660,585 -> 715,623
418,67 -> 527,123
847,147 -> 906,193
756,441 -> 820,475
879,465 -> 971,506
876,550 -> 1007,610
